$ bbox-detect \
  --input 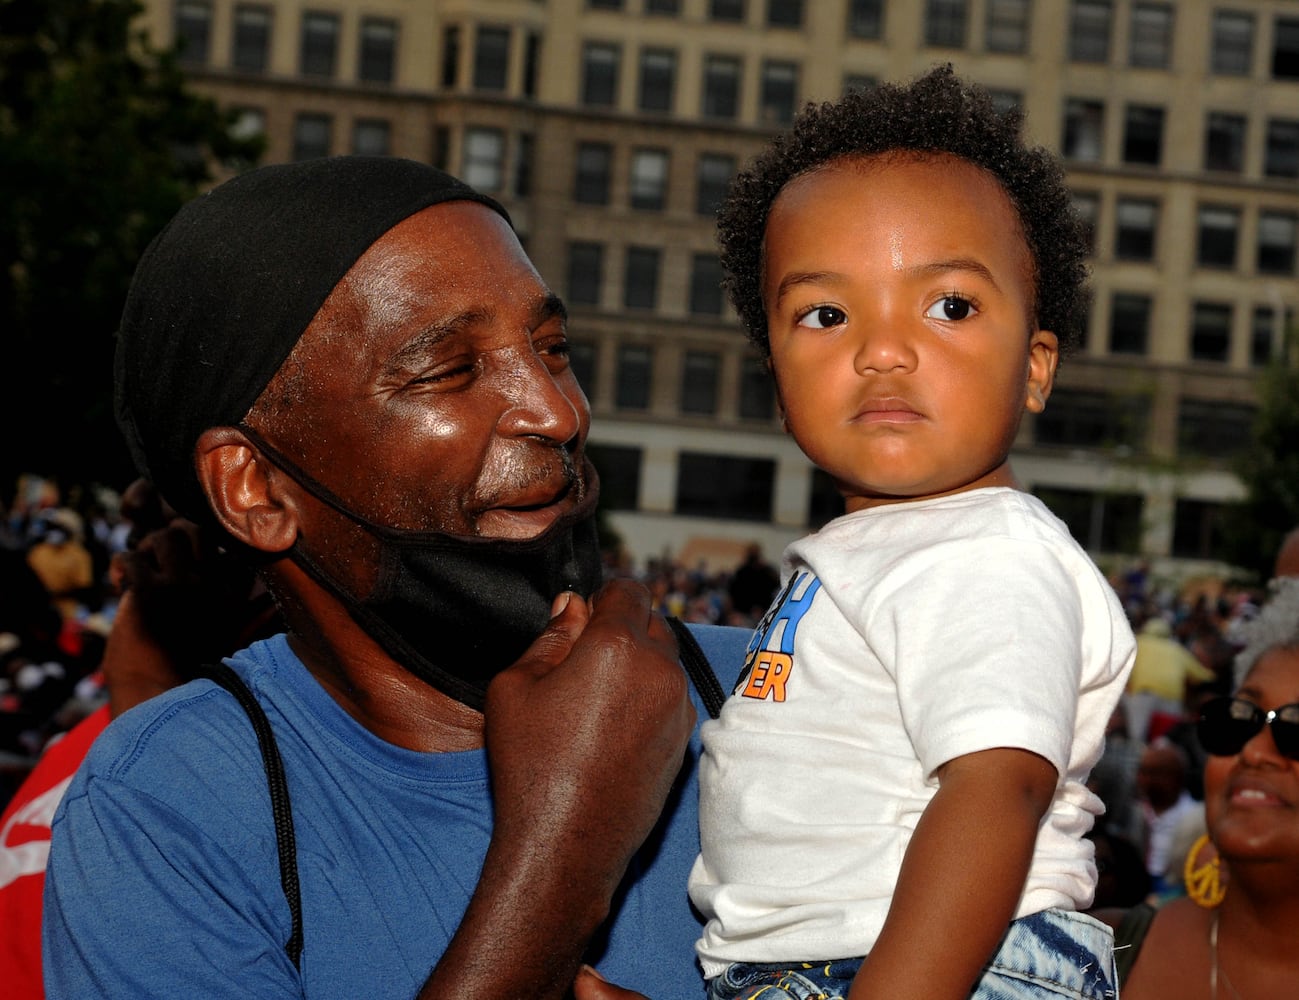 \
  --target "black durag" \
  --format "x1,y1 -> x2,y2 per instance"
113,156 -> 603,708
